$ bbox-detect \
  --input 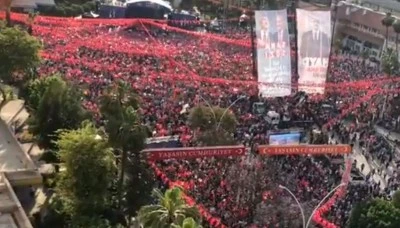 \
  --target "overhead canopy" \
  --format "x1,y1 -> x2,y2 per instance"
124,0 -> 172,11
